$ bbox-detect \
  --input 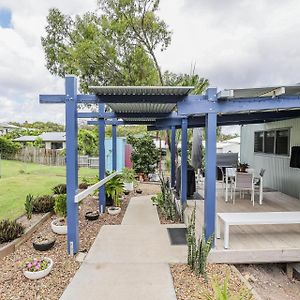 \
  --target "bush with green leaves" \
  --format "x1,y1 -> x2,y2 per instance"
24,194 -> 34,220
127,134 -> 159,175
33,195 -> 55,213
82,175 -> 99,186
52,183 -> 67,195
122,167 -> 136,183
0,219 -> 25,243
187,203 -> 213,280
105,175 -> 124,207
54,194 -> 67,218
0,137 -> 21,159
